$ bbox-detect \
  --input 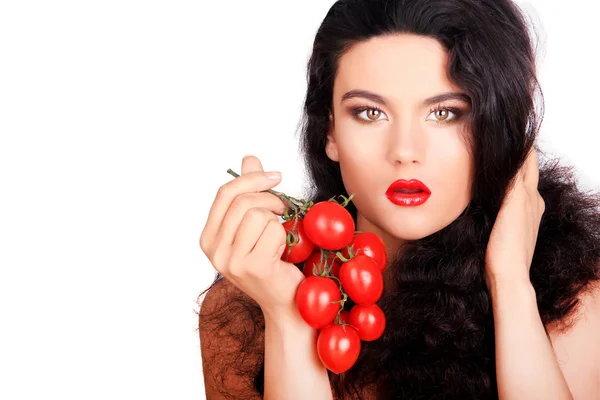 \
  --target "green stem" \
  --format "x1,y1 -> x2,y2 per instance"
336,250 -> 351,263
227,168 -> 306,212
335,193 -> 355,208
